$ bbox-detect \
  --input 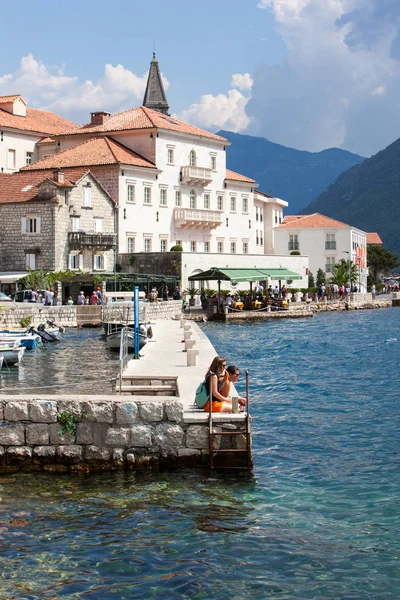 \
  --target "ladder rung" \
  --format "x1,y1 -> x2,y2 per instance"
212,449 -> 248,453
211,431 -> 248,436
